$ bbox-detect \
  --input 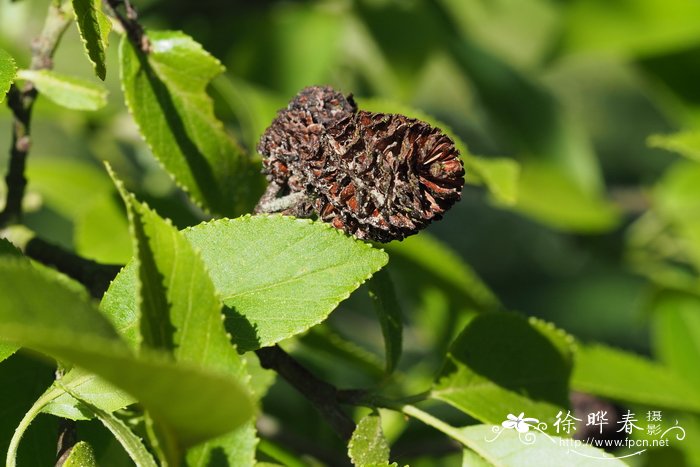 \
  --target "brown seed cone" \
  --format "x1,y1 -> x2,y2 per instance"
257,86 -> 356,190
311,111 -> 464,241
257,86 -> 464,242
